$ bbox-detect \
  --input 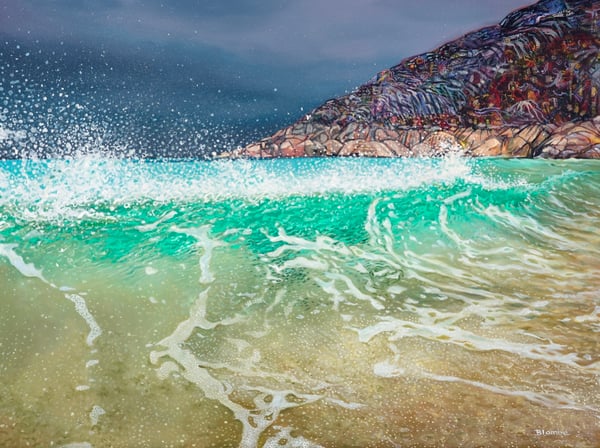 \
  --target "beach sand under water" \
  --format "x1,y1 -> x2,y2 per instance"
0,156 -> 598,447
